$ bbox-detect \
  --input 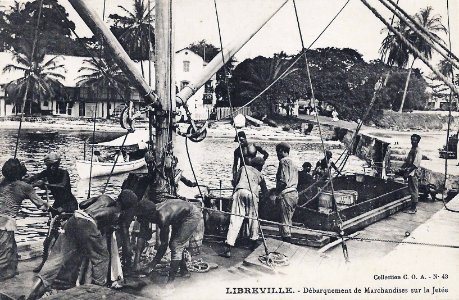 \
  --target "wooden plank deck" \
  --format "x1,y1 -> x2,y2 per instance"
242,238 -> 320,274
43,284 -> 150,300
383,195 -> 459,270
